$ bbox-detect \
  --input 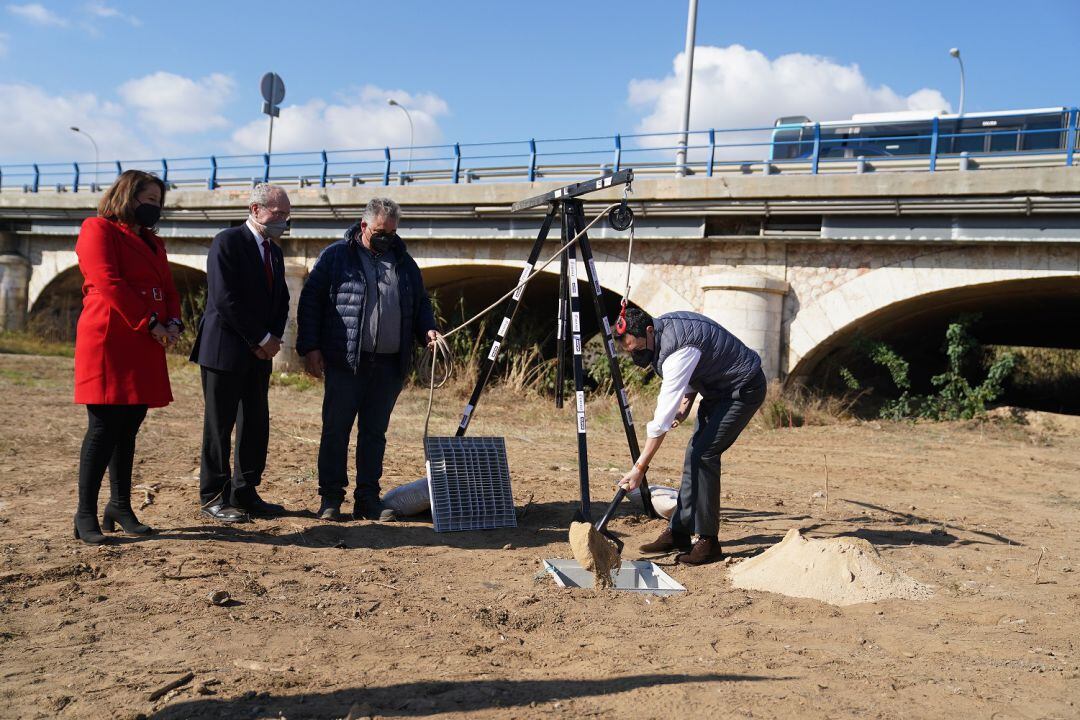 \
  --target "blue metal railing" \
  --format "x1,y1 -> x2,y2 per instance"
2,108 -> 1077,193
